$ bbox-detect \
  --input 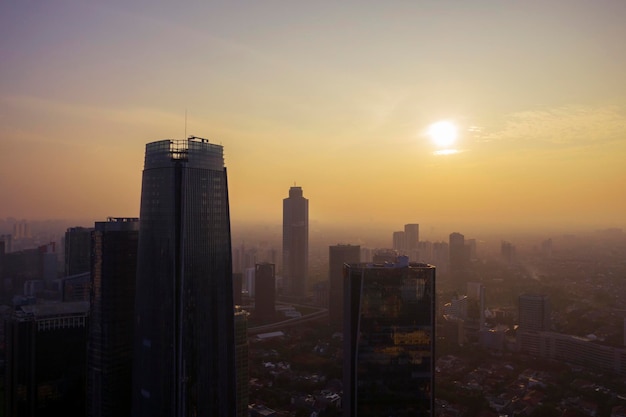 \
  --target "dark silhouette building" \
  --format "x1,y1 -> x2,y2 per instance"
234,307 -> 249,417
328,244 -> 360,329
254,263 -> 276,322
4,301 -> 90,417
343,257 -> 435,416
64,226 -> 94,276
282,186 -> 308,298
87,217 -> 139,417
132,137 -> 236,417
